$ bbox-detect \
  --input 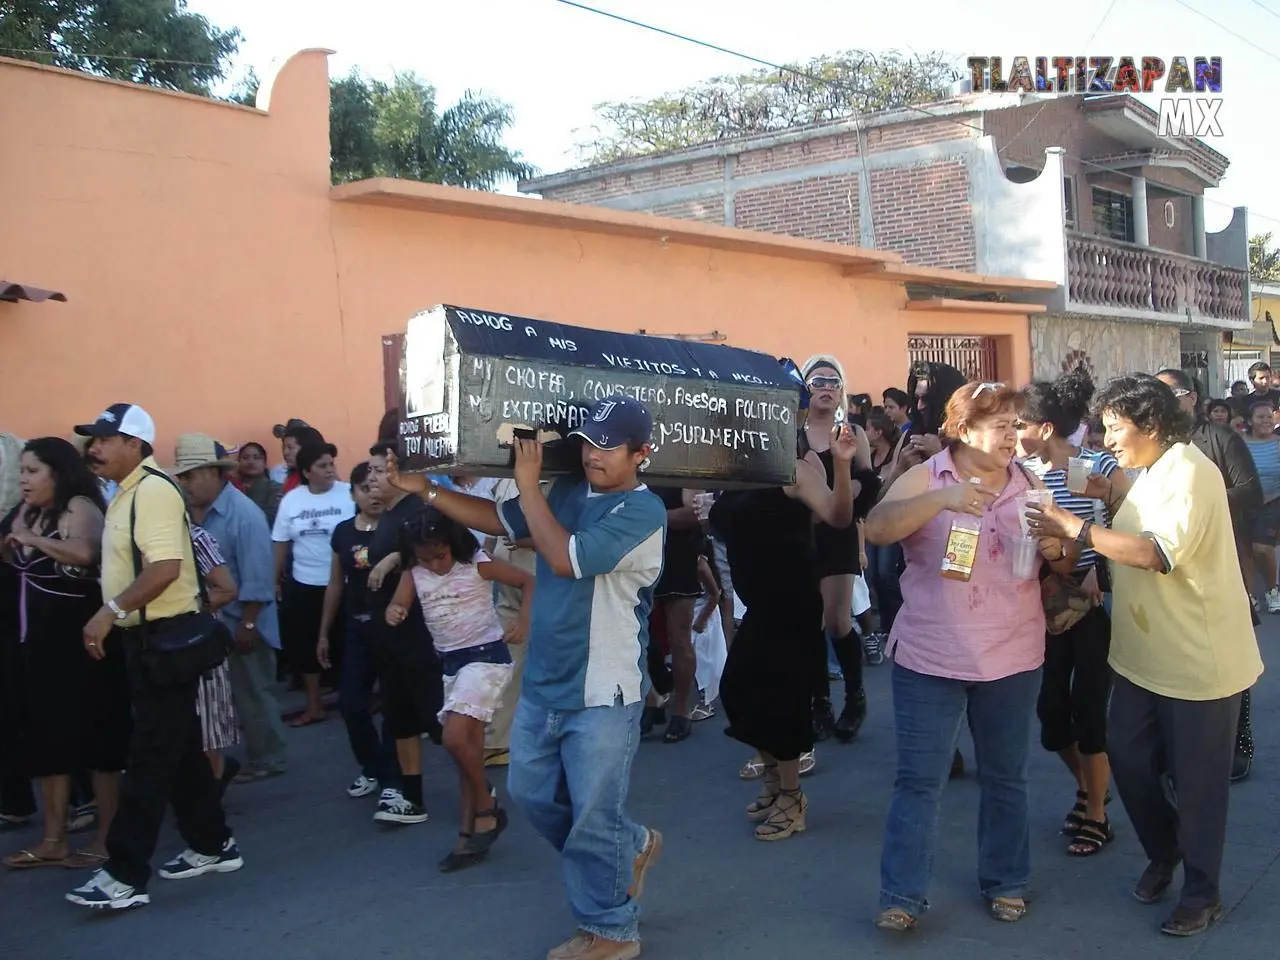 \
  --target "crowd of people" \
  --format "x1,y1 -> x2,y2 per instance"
0,351 -> 1264,958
